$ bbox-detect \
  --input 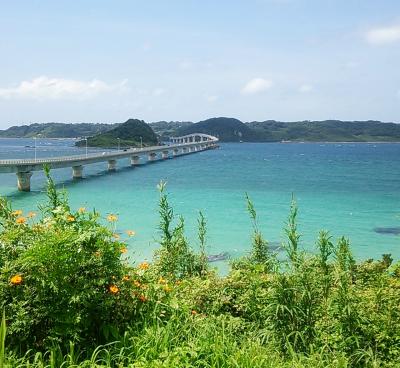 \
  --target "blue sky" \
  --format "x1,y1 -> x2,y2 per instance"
0,0 -> 399,127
